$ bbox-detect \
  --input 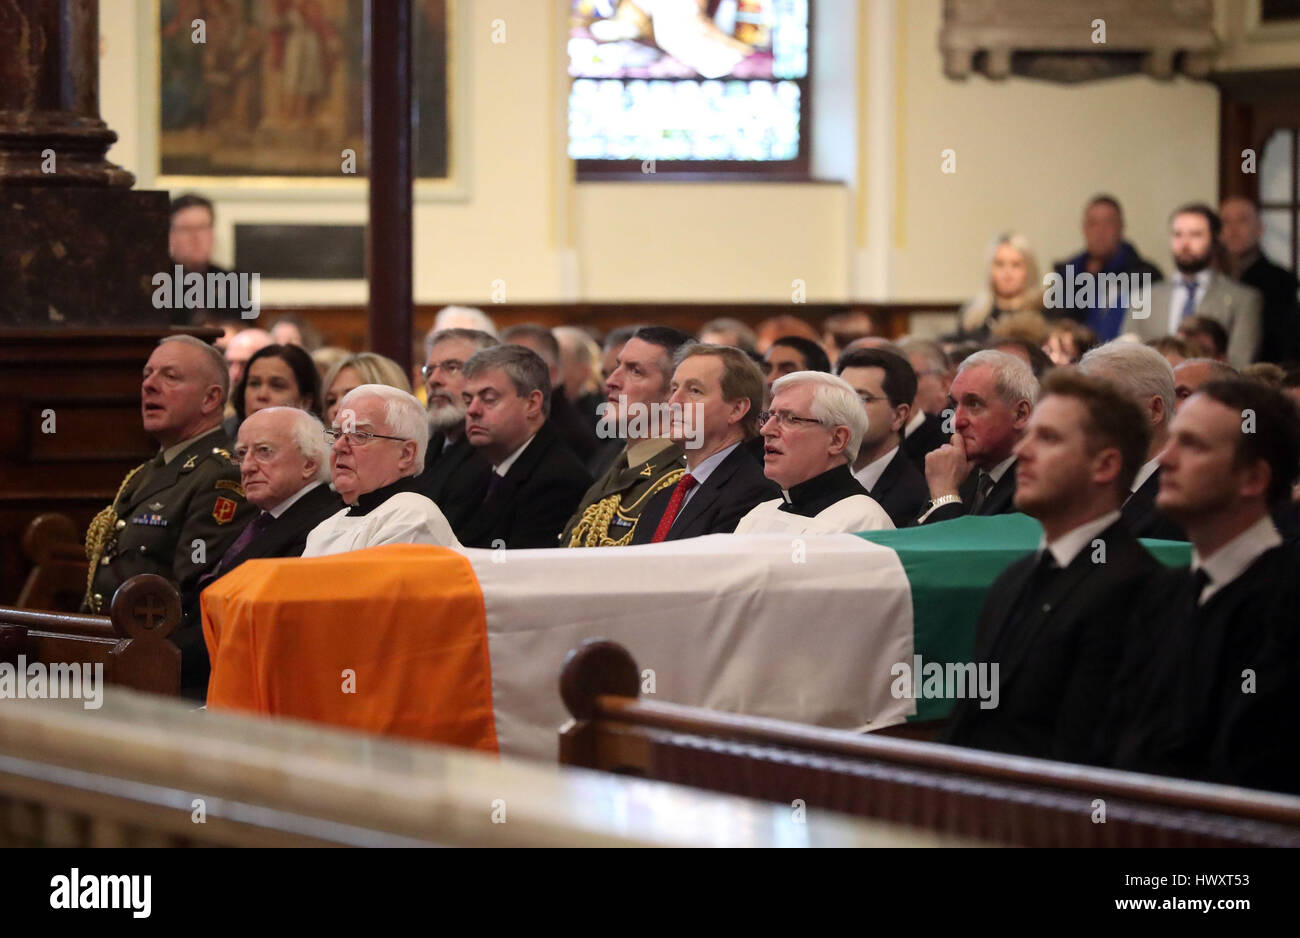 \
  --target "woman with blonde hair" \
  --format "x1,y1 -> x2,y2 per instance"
955,233 -> 1046,342
321,352 -> 412,425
